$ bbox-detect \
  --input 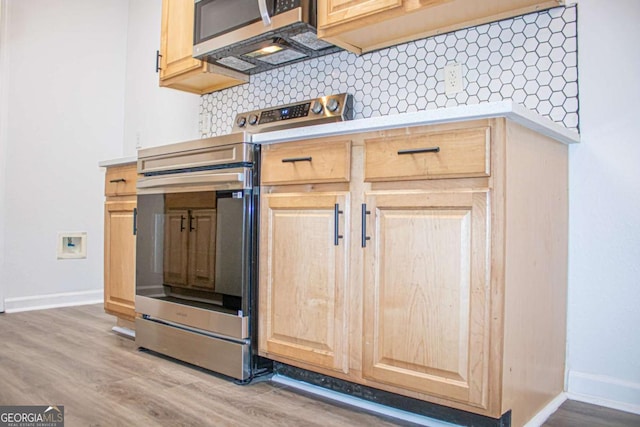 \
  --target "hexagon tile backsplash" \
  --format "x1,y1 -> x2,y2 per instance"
200,5 -> 578,137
